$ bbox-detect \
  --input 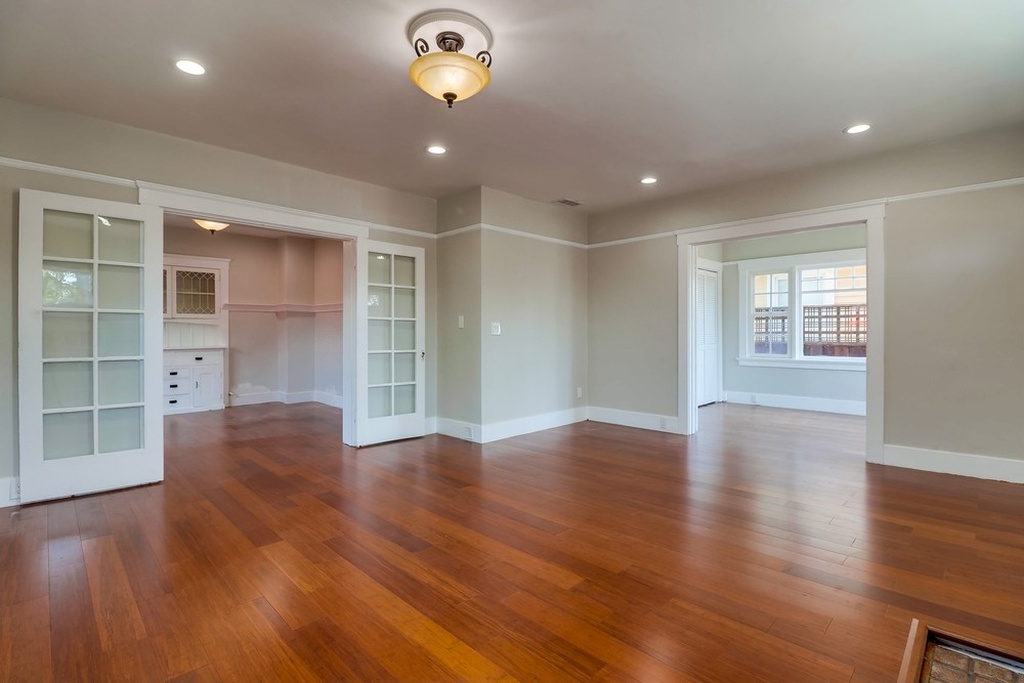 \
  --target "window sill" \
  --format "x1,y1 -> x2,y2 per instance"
736,357 -> 866,372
